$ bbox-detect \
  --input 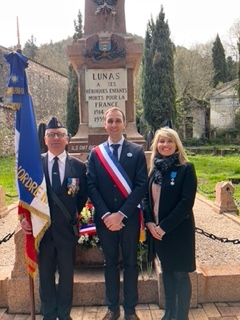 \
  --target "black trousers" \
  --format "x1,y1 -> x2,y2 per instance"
162,270 -> 191,320
38,239 -> 76,320
97,220 -> 140,315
